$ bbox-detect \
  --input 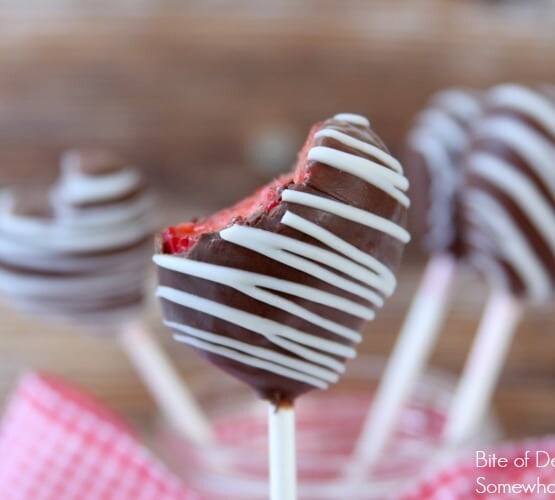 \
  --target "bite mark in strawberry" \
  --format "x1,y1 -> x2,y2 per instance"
162,123 -> 323,255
